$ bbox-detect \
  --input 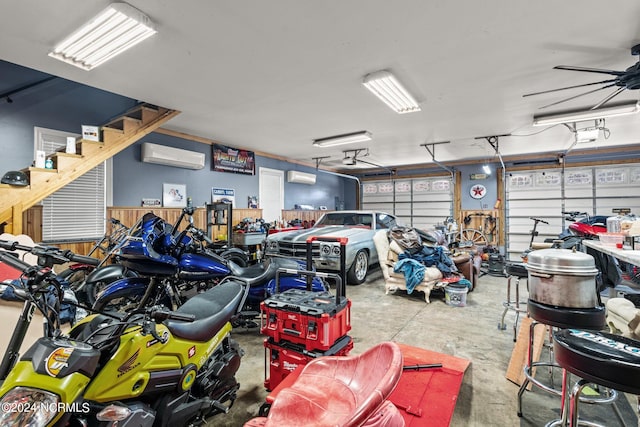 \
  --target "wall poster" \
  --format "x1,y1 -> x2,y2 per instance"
212,143 -> 255,175
212,188 -> 236,207
163,183 -> 187,208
